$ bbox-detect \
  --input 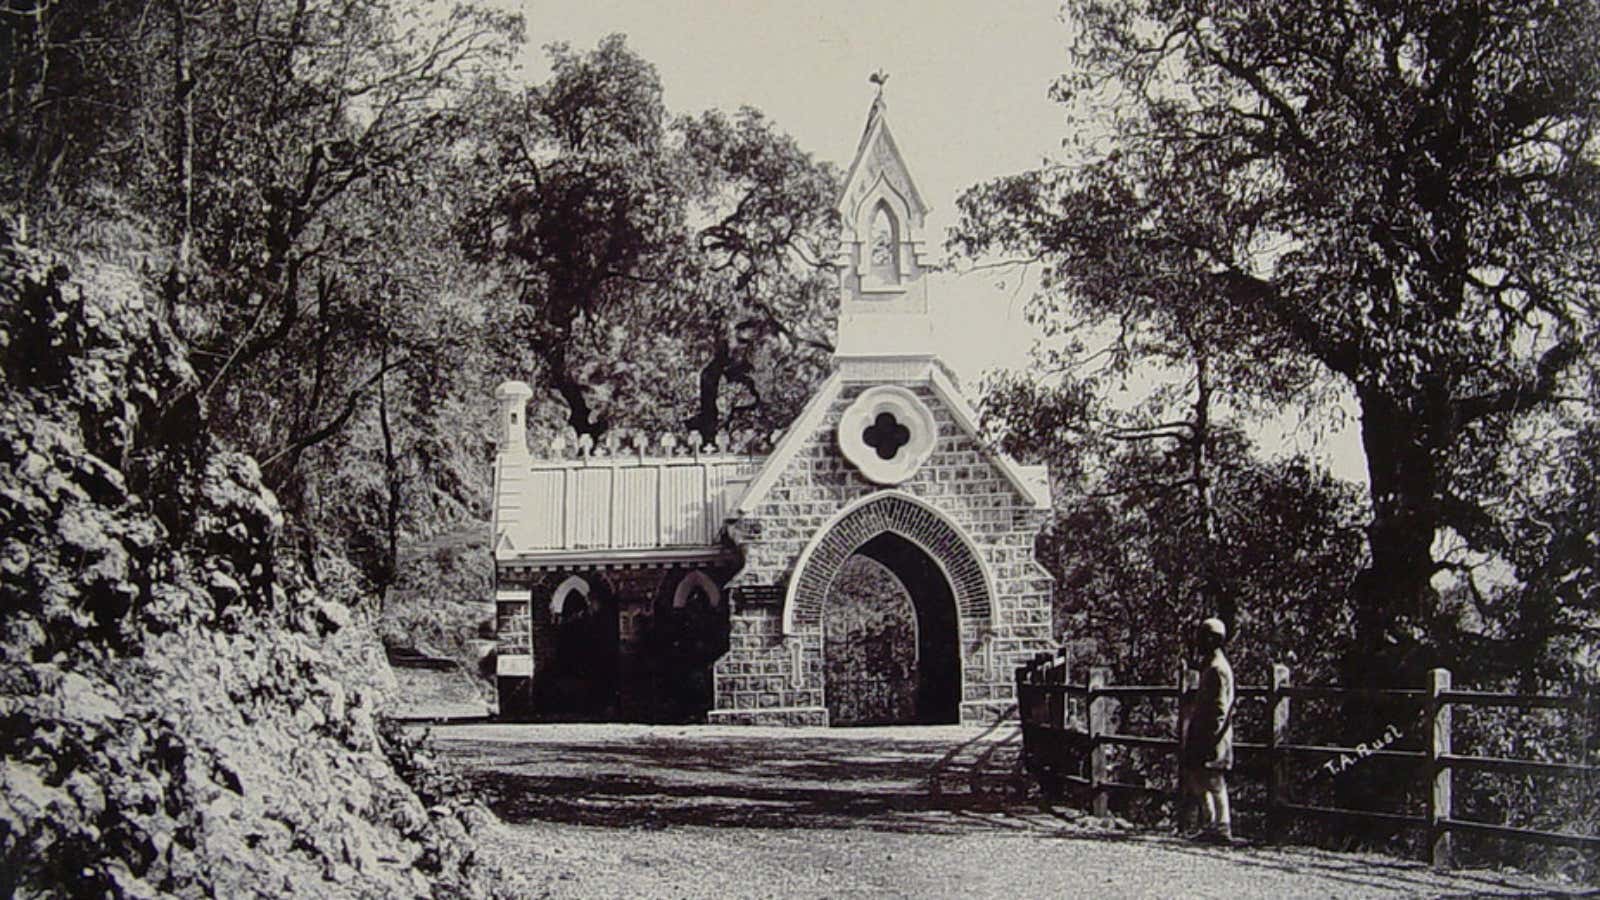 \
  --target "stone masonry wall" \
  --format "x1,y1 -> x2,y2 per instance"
494,586 -> 534,718
711,380 -> 1053,726
713,604 -> 828,726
